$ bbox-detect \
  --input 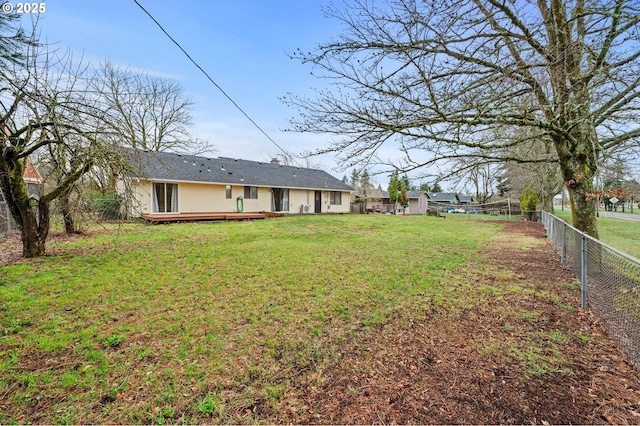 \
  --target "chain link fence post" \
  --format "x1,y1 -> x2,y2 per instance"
561,221 -> 567,265
553,216 -> 559,252
581,234 -> 587,310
